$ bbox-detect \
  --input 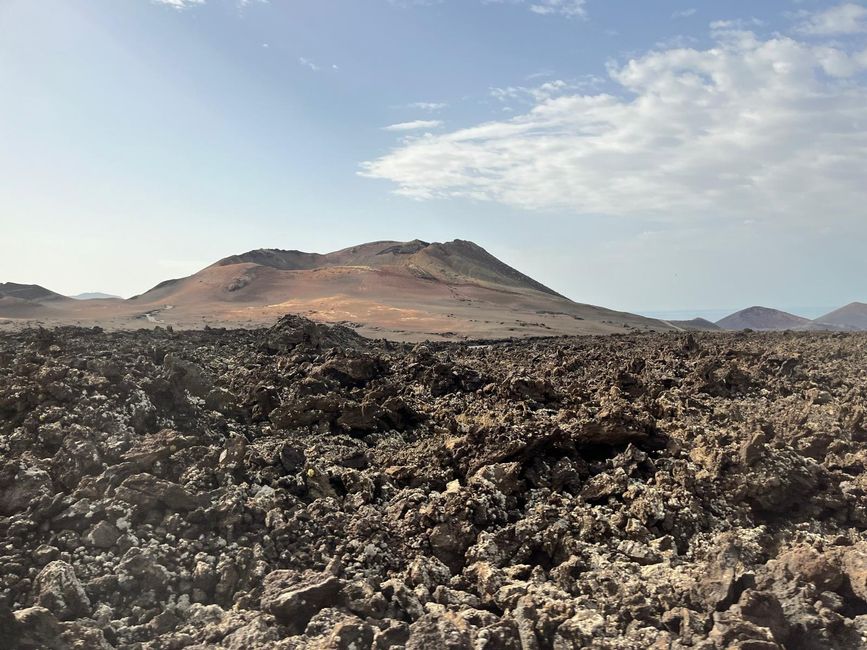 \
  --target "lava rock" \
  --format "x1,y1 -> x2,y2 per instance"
260,570 -> 341,632
33,561 -> 91,620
